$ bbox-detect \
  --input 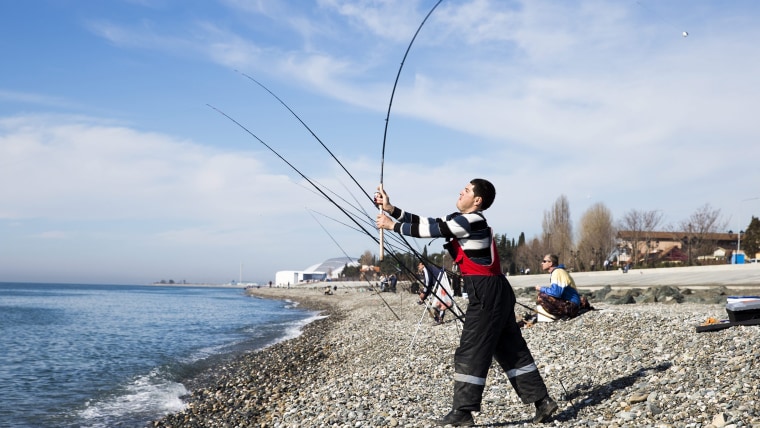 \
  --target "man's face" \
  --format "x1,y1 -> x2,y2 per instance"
456,183 -> 480,213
